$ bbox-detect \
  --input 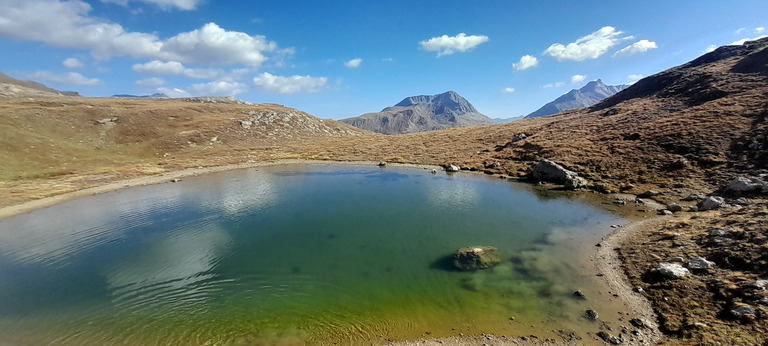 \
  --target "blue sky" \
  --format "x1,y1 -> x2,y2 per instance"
0,0 -> 766,119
